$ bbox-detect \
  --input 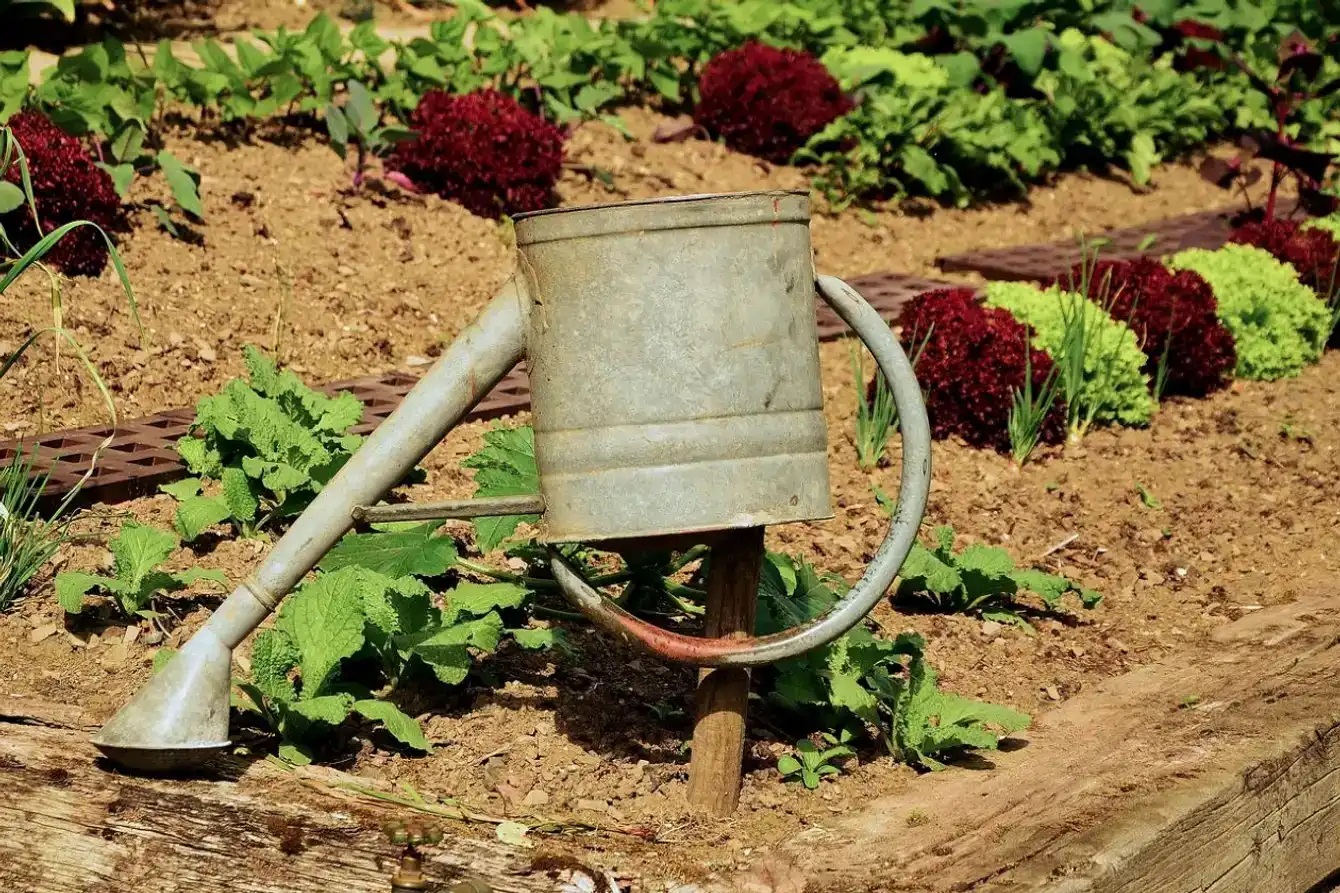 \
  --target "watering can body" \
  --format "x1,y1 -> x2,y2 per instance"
91,190 -> 930,771
519,192 -> 832,544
